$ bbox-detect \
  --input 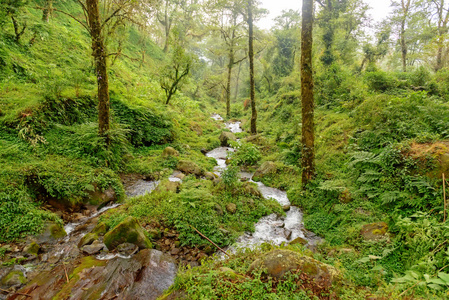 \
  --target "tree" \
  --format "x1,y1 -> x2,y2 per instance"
160,43 -> 192,105
42,0 -> 52,22
0,0 -> 28,42
426,0 -> 449,71
301,0 -> 315,187
247,0 -> 257,134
